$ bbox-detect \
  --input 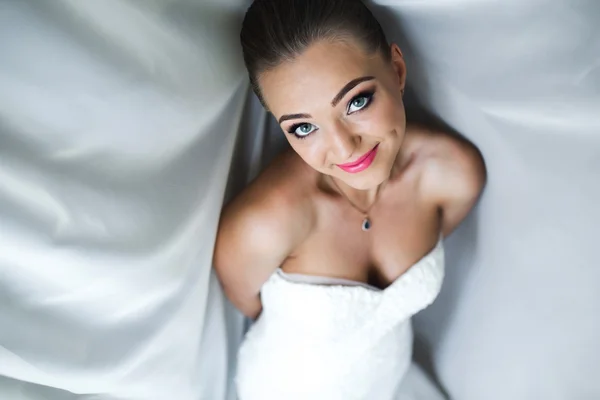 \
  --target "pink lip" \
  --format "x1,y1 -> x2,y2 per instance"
337,144 -> 379,174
